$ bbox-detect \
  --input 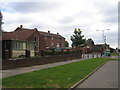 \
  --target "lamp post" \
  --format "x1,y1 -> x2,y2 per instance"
96,29 -> 110,44
96,29 -> 110,56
